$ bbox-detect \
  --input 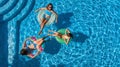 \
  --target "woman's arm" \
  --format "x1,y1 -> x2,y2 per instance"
35,7 -> 46,12
65,29 -> 67,35
64,38 -> 70,45
51,10 -> 58,23
26,37 -> 35,42
64,38 -> 68,45
48,30 -> 57,33
22,39 -> 27,48
66,29 -> 70,33
66,38 -> 70,45
27,51 -> 41,58
22,37 -> 34,48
